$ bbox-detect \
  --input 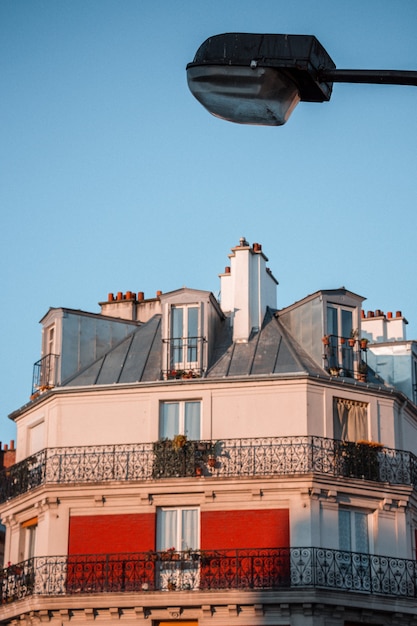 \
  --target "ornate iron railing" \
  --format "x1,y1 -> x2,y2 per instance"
1,547 -> 417,603
1,437 -> 417,503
